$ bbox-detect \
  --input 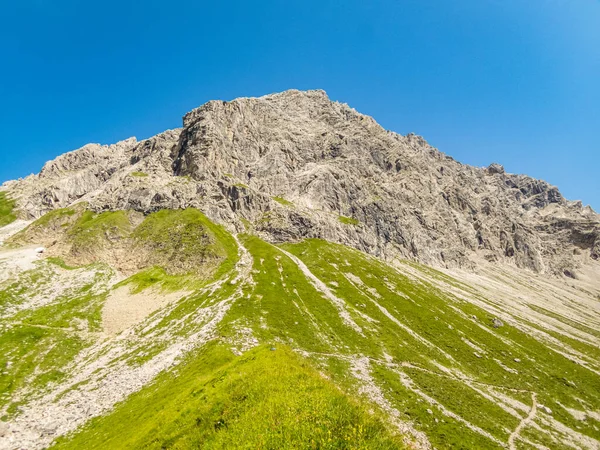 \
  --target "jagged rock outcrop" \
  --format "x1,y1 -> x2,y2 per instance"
3,89 -> 599,276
